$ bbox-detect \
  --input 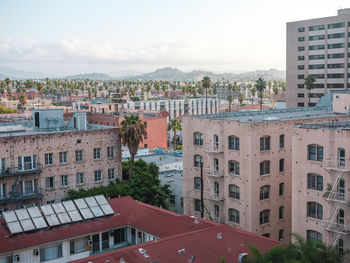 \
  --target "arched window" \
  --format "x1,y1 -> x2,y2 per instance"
228,136 -> 240,150
260,136 -> 270,151
260,161 -> 270,176
228,184 -> 240,199
306,230 -> 322,242
260,185 -> 270,200
194,155 -> 203,168
260,210 -> 270,224
307,173 -> 323,191
193,132 -> 203,146
228,161 -> 240,176
194,177 -> 201,190
228,208 -> 240,223
307,144 -> 323,161
307,202 -> 323,219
